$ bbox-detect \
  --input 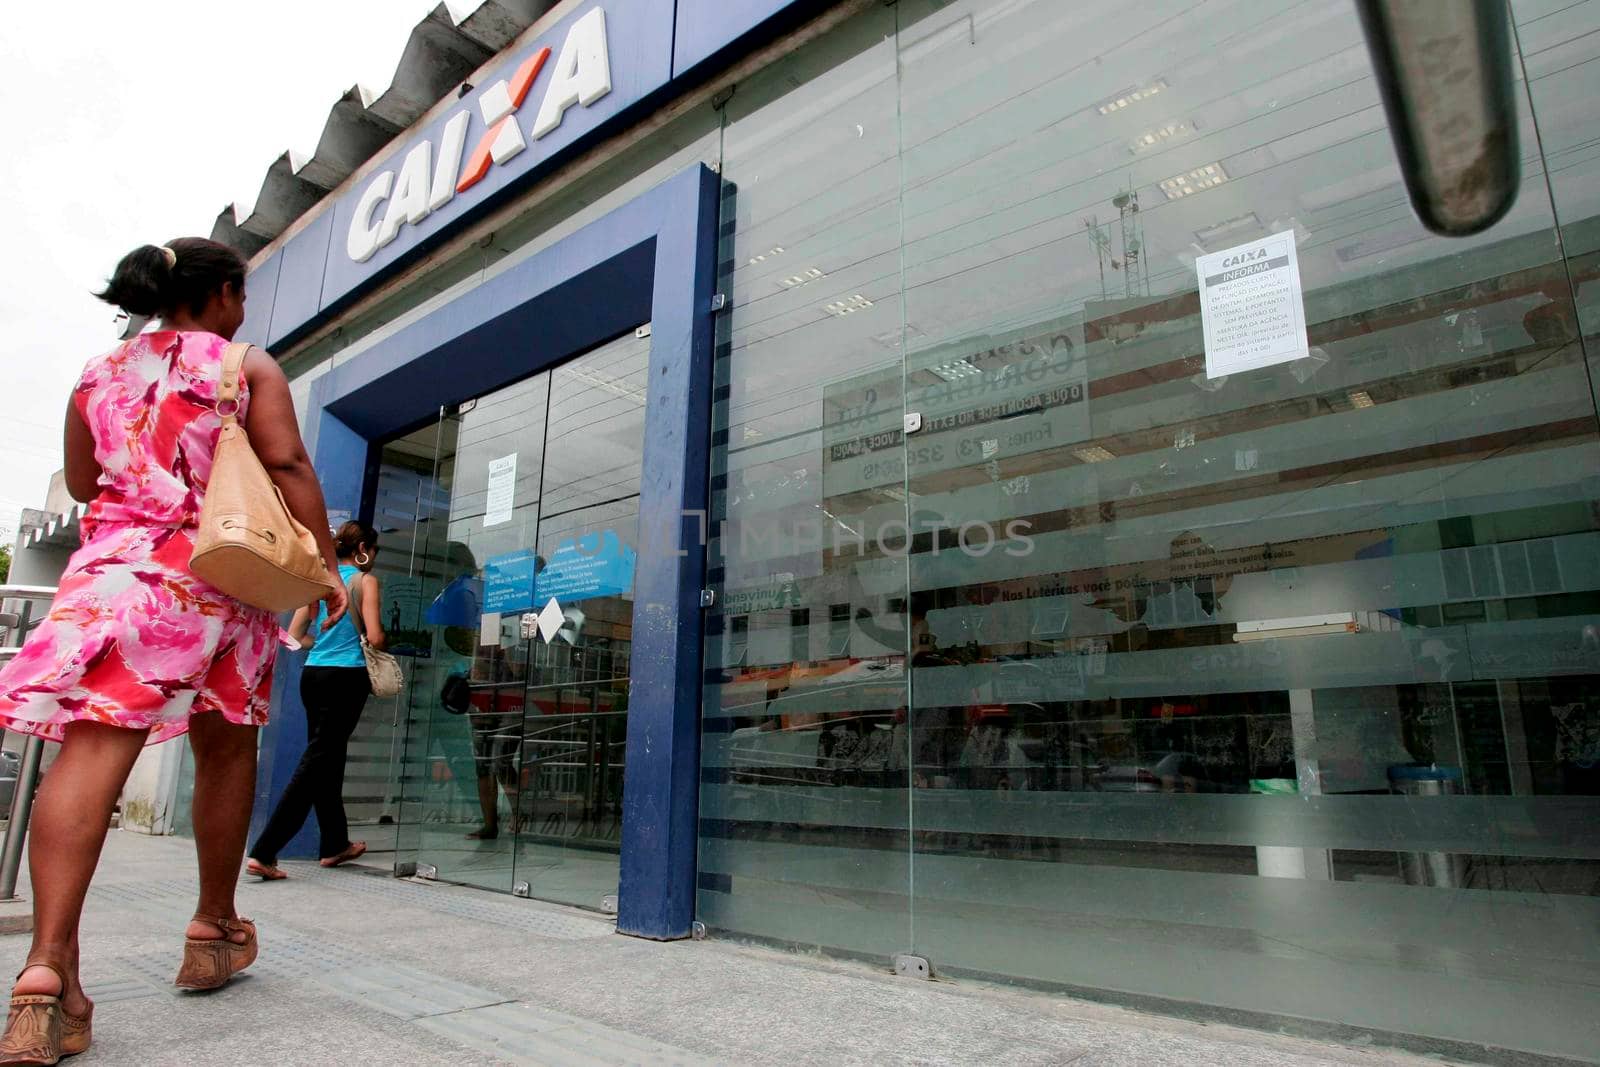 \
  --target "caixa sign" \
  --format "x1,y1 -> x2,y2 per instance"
318,1 -> 673,304
348,6 -> 612,263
